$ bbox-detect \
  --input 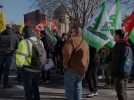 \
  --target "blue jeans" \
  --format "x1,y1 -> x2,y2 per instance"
64,70 -> 83,100
0,55 -> 13,87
